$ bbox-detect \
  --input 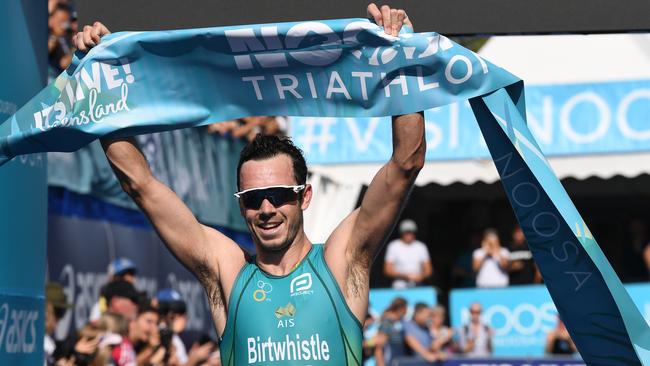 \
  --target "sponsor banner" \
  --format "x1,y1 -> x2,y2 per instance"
450,284 -> 650,357
0,1 -> 47,365
394,357 -> 585,366
291,79 -> 650,164
0,19 -> 518,162
0,294 -> 44,366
